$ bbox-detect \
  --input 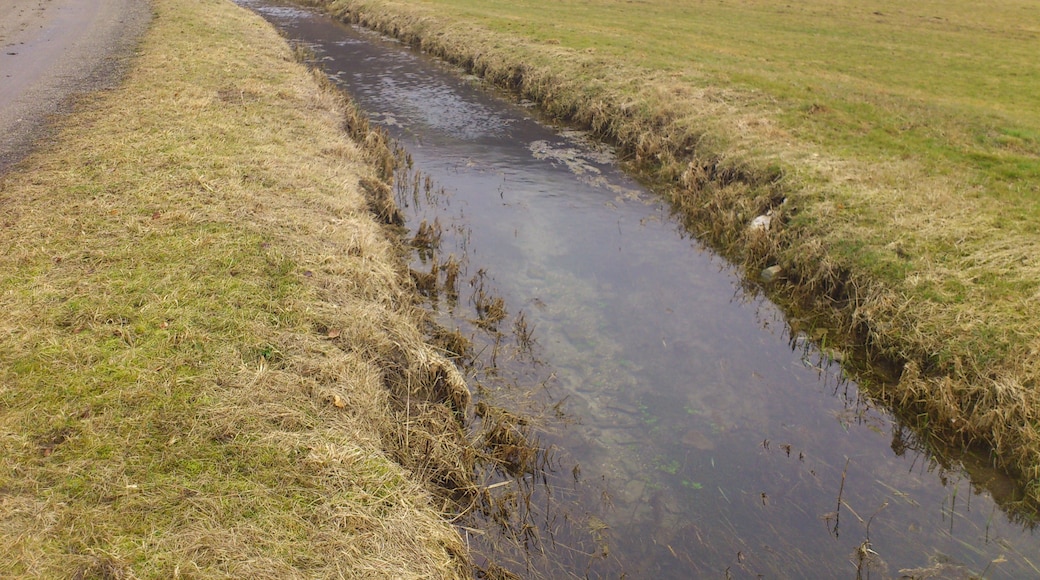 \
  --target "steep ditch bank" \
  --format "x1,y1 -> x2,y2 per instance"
306,0 -> 1040,503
